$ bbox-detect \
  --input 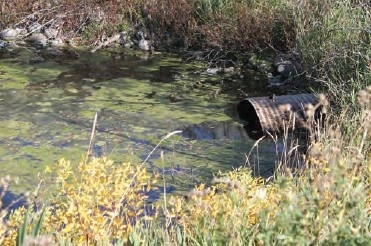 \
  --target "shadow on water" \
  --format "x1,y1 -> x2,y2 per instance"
0,48 -> 278,200
182,120 -> 249,140
0,188 -> 27,211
